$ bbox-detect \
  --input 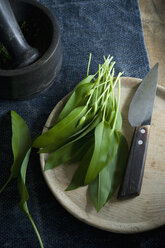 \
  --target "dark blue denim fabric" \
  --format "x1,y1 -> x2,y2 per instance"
1,1 -> 164,248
